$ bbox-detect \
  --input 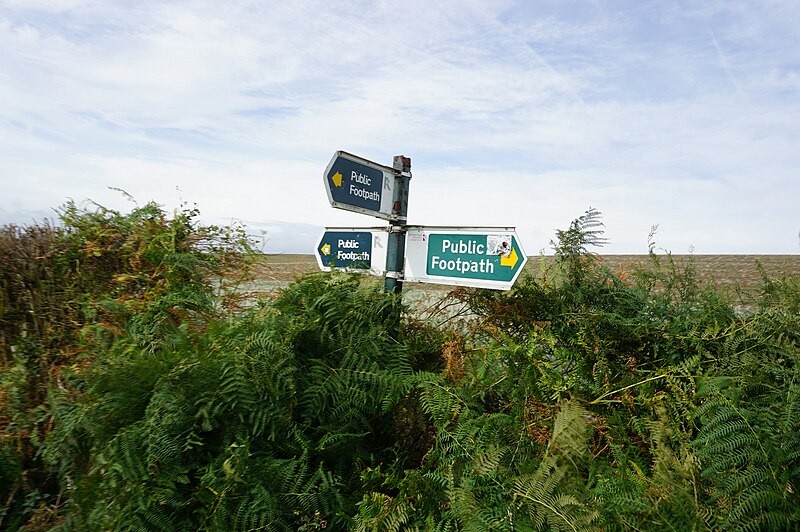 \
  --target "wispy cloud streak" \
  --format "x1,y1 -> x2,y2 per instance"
1,1 -> 798,253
